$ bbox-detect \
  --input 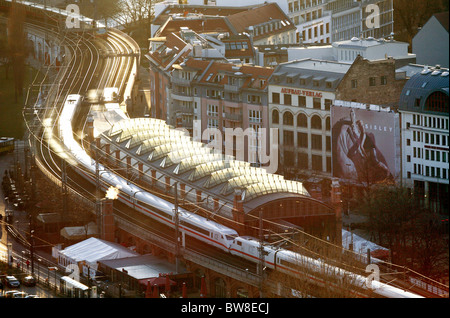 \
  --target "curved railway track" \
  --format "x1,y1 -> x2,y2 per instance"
5,1 -> 436,299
